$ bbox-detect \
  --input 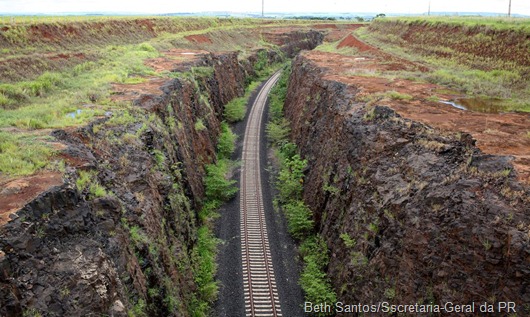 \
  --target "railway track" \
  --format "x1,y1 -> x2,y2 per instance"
240,71 -> 283,317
